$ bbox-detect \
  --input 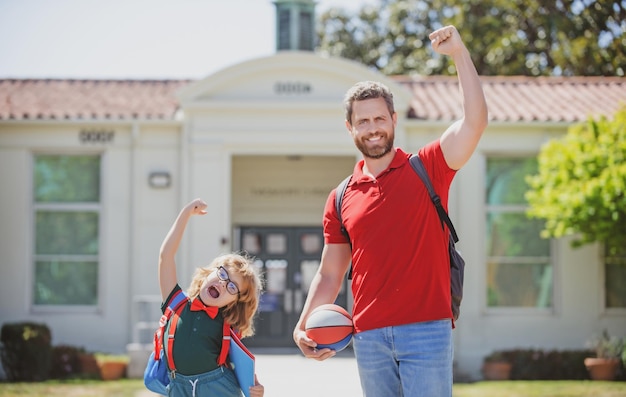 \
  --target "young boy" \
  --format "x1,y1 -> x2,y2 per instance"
159,198 -> 265,397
